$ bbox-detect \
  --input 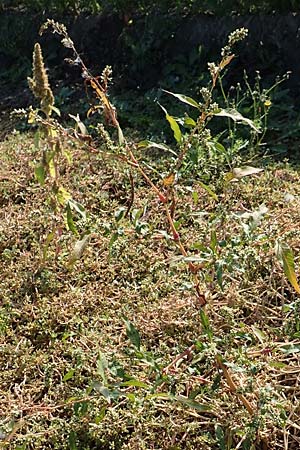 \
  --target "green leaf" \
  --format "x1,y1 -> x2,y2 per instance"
63,369 -> 75,382
251,326 -> 266,344
42,231 -> 54,261
34,164 -> 45,185
175,395 -> 211,411
97,353 -> 108,384
120,379 -> 149,388
92,382 -> 120,404
163,90 -> 201,109
68,199 -> 86,221
184,116 -> 197,128
34,131 -> 40,150
124,317 -> 141,350
114,207 -> 126,222
94,406 -> 107,423
146,392 -> 210,411
275,242 -> 300,294
192,191 -> 199,205
63,148 -> 73,165
216,262 -> 224,291
146,392 -> 171,400
199,181 -> 218,201
159,104 -> 182,143
109,232 -> 119,251
215,425 -> 226,450
57,187 -> 72,206
214,108 -> 261,132
68,431 -> 77,450
200,309 -> 213,340
210,229 -> 217,252
279,344 -> 300,354
65,203 -> 78,235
